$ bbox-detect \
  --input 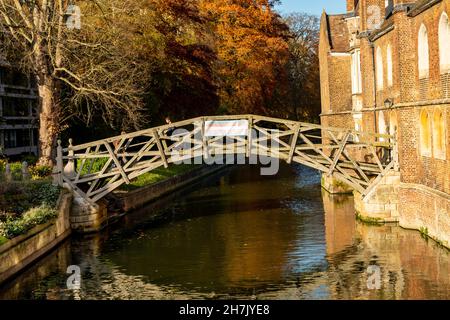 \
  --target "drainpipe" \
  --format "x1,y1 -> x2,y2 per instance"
370,40 -> 378,133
